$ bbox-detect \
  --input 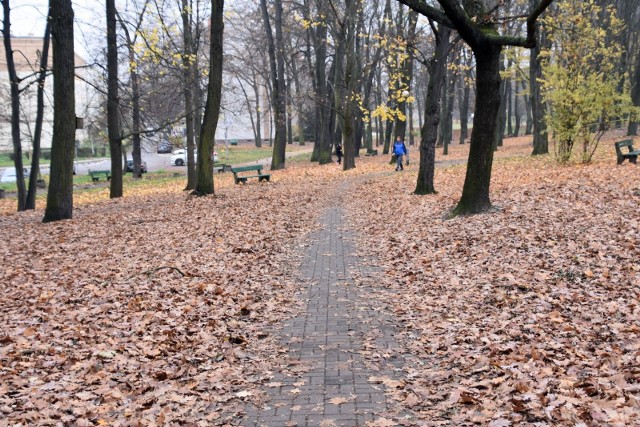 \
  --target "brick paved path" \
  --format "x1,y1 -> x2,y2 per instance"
242,204 -> 408,426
